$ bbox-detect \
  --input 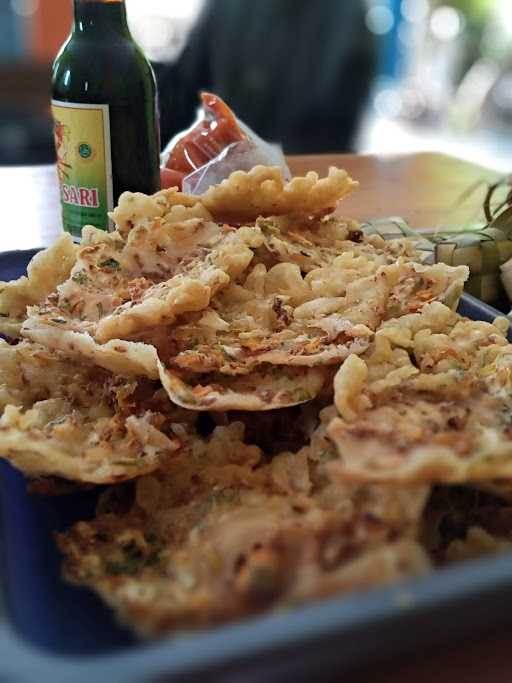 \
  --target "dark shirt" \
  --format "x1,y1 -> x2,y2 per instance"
156,0 -> 377,154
